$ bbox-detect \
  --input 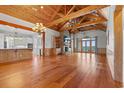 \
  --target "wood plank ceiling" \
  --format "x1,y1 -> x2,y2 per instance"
0,5 -> 109,33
